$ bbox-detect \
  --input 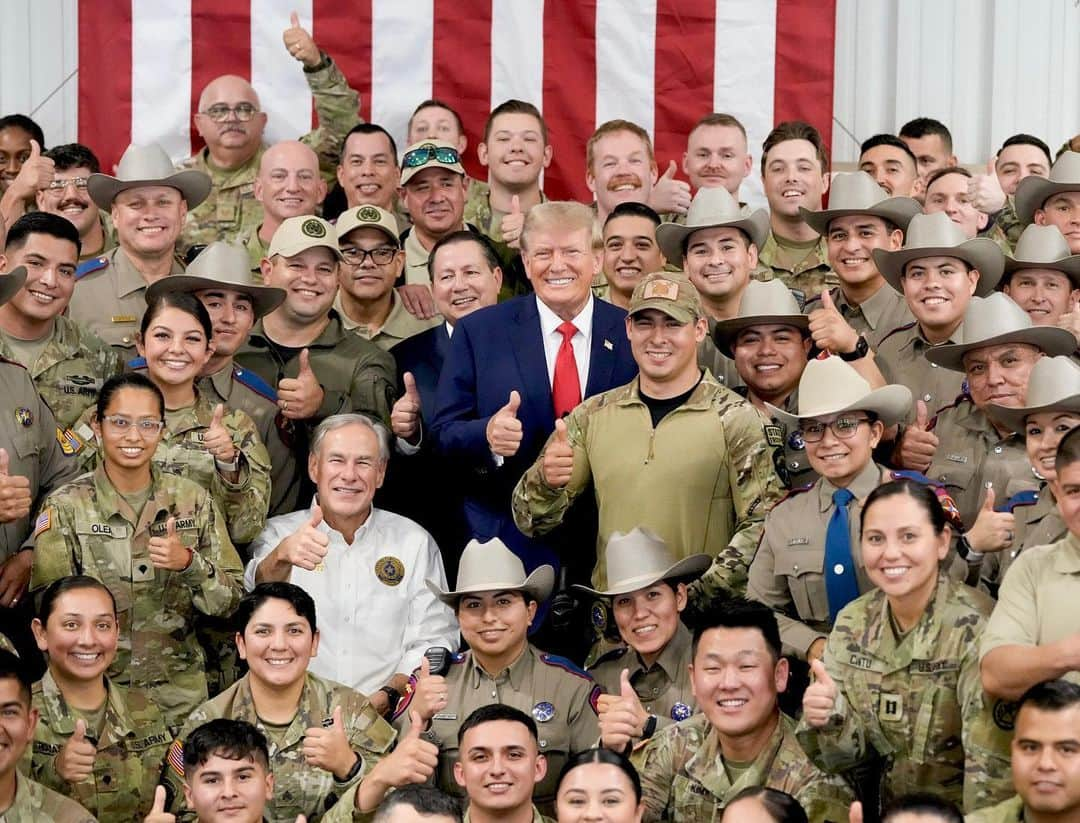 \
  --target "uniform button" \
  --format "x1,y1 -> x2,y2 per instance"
491,691 -> 497,698
939,475 -> 947,482
993,446 -> 1003,454
102,774 -> 111,785
923,393 -> 932,402
931,362 -> 939,368
793,564 -> 799,572
789,461 -> 800,469
833,563 -> 845,574
122,336 -> 131,344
